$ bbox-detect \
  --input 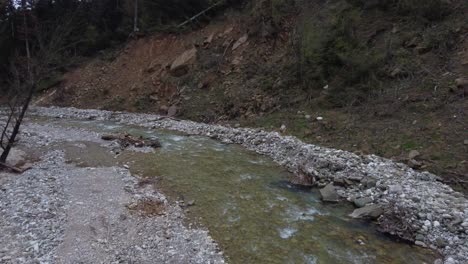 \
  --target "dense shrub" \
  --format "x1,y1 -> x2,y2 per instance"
396,0 -> 450,20
140,0 -> 211,30
349,0 -> 451,20
296,4 -> 386,106
250,0 -> 296,27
